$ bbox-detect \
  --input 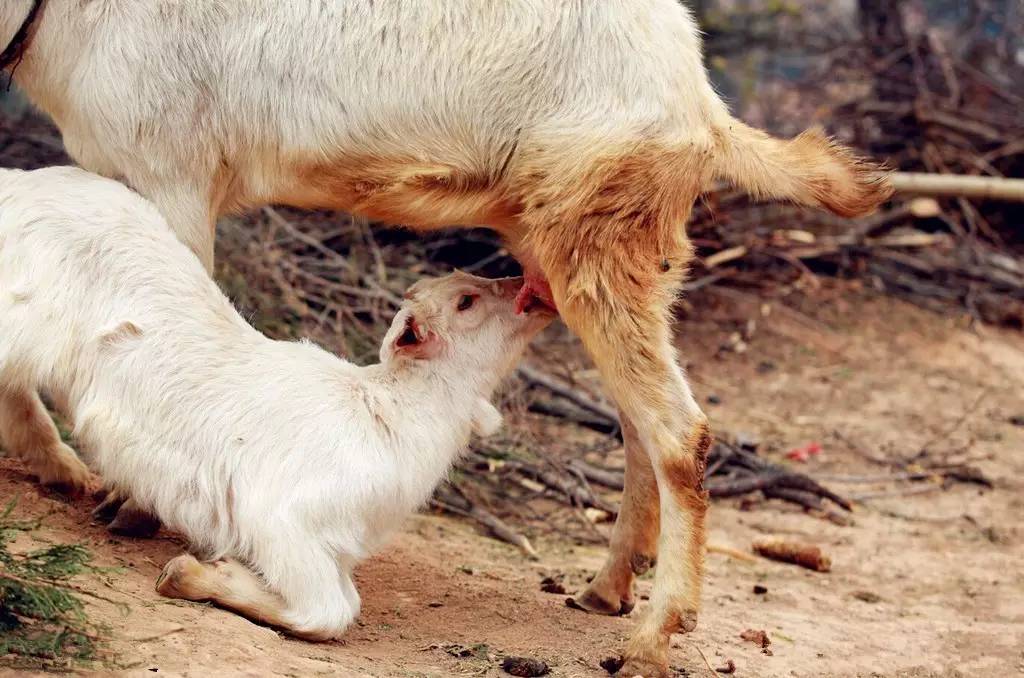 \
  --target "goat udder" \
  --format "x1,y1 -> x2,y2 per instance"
514,269 -> 556,316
